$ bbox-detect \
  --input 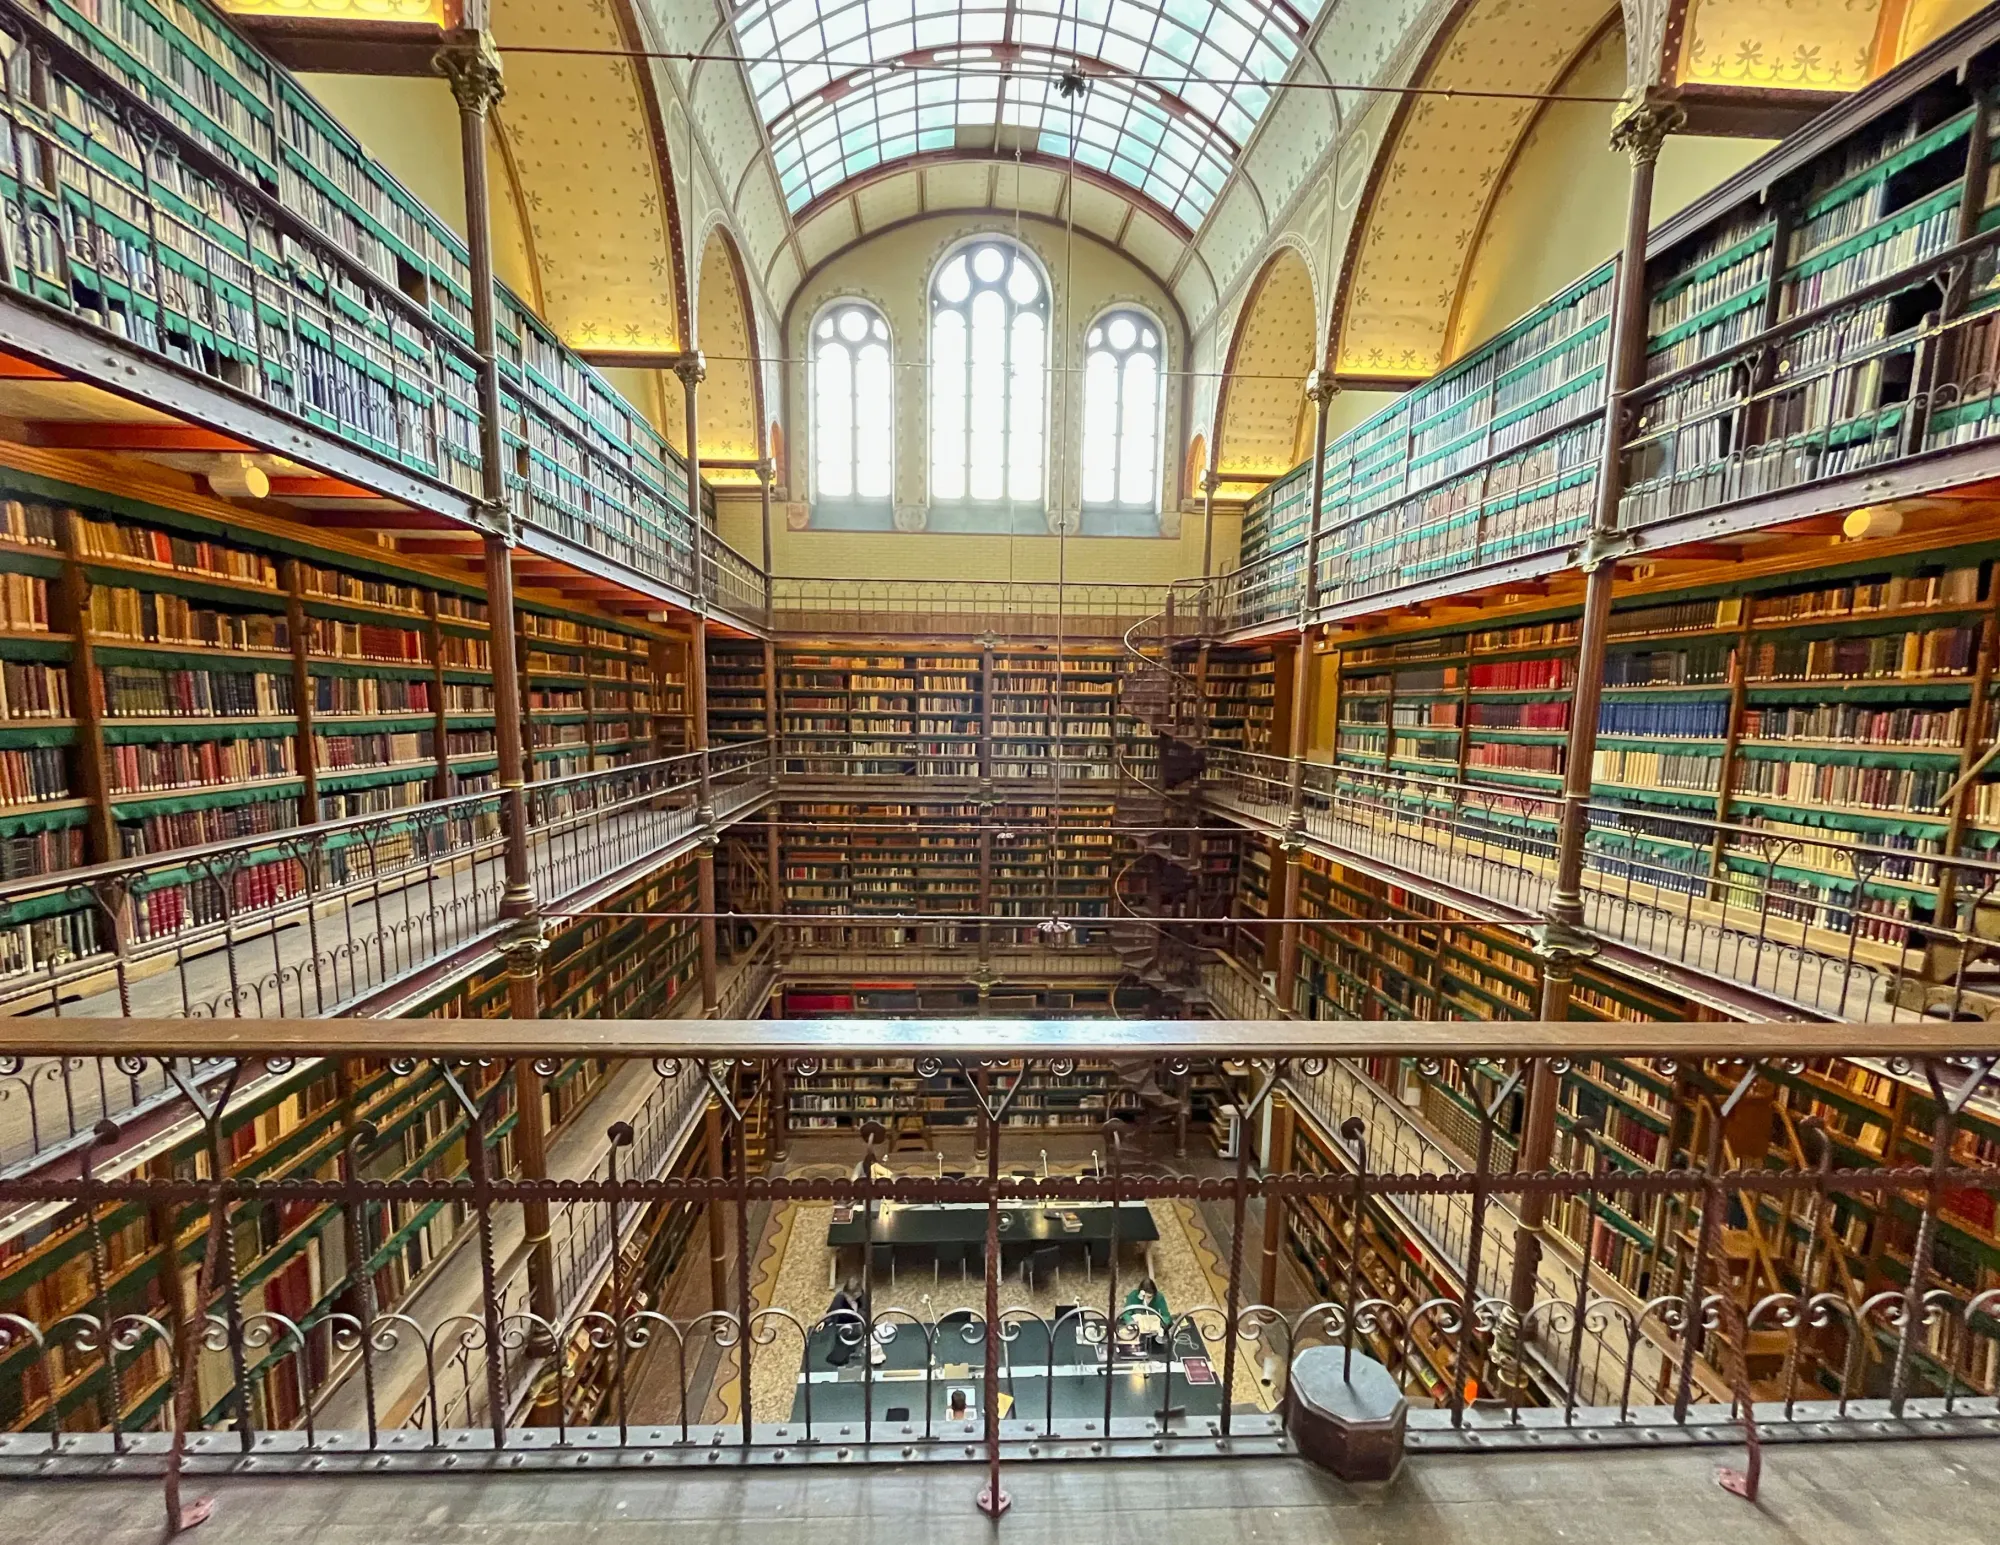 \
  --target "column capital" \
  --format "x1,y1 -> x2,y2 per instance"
1609,89 -> 1685,166
756,456 -> 776,482
671,350 -> 708,390
1529,917 -> 1599,966
1303,367 -> 1340,407
1199,468 -> 1222,496
434,29 -> 506,117
498,917 -> 548,978
478,498 -> 518,546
